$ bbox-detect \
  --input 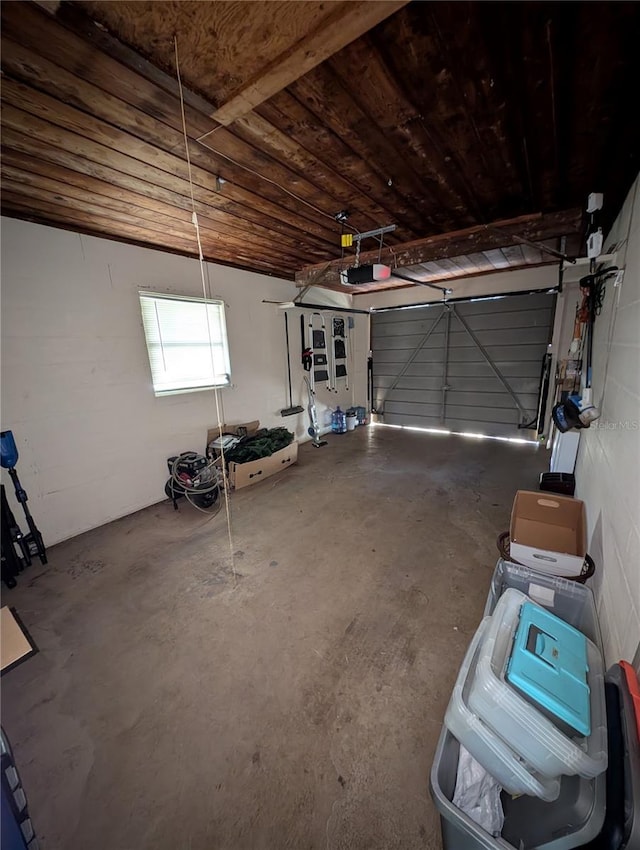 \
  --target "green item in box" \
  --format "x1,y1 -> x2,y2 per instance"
224,427 -> 294,464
